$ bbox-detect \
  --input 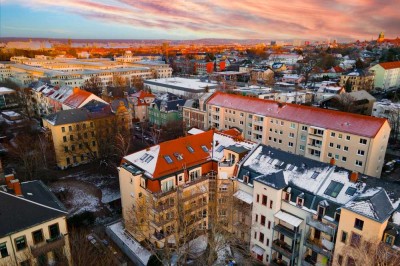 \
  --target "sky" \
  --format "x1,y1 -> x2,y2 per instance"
0,0 -> 399,41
